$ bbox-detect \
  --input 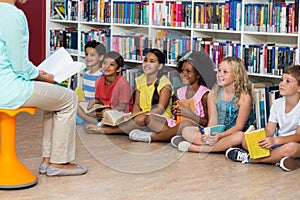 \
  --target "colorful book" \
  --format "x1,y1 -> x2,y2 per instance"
175,99 -> 195,124
244,125 -> 270,159
199,125 -> 225,136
